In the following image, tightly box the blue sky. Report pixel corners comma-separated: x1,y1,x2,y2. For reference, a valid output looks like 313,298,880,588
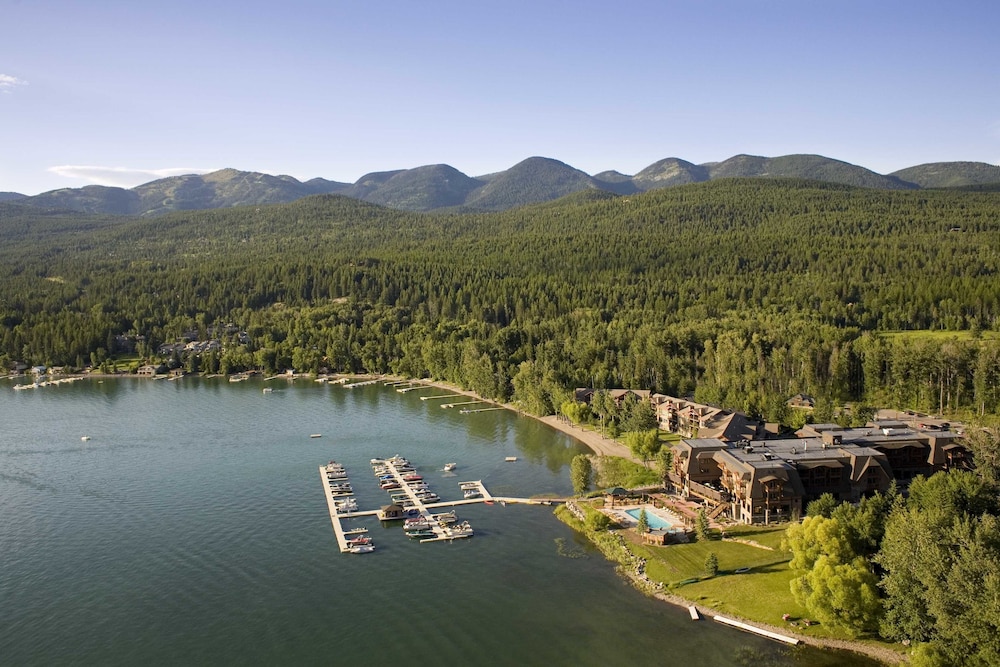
2,0,998,195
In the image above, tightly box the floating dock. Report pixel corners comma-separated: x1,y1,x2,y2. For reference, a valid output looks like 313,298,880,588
319,464,355,553
420,393,465,401
321,456,564,552
713,616,799,645
342,379,379,389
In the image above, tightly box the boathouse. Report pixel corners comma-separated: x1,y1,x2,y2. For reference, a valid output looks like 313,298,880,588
377,504,406,520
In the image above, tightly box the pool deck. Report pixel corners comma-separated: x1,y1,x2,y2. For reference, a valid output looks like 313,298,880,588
604,503,684,530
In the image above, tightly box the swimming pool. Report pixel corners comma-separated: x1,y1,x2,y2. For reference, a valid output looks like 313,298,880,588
624,507,679,530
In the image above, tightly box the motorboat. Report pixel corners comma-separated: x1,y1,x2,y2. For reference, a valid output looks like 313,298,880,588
463,488,482,499
443,463,457,472
447,521,474,537
405,529,436,539
349,544,375,554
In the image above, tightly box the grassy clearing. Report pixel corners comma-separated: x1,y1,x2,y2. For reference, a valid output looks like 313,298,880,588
633,528,790,584
681,565,811,625
555,506,903,660
592,456,659,488
721,523,790,550
882,329,999,342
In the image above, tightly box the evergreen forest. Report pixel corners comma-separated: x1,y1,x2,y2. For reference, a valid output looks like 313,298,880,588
2,177,1000,423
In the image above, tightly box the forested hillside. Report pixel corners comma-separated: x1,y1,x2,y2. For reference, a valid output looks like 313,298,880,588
2,178,999,421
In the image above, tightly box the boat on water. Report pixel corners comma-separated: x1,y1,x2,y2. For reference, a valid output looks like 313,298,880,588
505,456,517,462
431,511,457,524
310,433,323,438
459,482,479,490
80,436,91,441
348,544,375,554
262,387,273,394
443,462,457,472
463,488,482,499
446,521,474,537
402,474,422,481
405,529,436,539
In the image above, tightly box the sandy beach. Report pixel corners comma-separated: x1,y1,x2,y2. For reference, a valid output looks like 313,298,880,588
382,375,637,460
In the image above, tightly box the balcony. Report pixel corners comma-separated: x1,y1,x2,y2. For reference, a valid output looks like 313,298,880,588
688,480,724,503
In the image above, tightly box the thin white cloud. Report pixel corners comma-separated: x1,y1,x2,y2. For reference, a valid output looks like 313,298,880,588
0,73,28,93
47,165,216,188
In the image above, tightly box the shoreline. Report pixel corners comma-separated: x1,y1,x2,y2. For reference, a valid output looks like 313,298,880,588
385,375,905,665
6,370,906,663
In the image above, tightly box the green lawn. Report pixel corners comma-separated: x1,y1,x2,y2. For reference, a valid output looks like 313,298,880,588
882,329,999,341
720,523,790,550
635,526,886,644
634,529,790,584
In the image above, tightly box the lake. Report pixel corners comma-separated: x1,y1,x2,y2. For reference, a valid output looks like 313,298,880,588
0,376,877,666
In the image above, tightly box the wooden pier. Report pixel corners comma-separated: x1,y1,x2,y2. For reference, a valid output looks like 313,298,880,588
319,464,354,553
397,384,433,393
342,379,379,389
441,400,485,409
713,616,799,645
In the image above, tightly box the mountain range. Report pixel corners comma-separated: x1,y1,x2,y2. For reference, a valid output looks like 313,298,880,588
4,154,1000,216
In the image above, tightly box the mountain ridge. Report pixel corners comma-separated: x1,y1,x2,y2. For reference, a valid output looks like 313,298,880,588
7,154,1000,216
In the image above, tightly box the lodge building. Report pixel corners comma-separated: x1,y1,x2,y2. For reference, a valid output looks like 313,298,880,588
670,424,967,525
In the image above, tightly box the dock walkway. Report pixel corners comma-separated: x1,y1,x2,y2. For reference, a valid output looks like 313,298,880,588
319,463,355,552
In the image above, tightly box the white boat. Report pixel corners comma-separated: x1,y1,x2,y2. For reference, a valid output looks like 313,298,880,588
463,488,482,499
348,544,375,554
310,433,322,438
443,462,457,472
505,456,517,462
80,436,91,441
446,521,474,537
262,387,273,394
